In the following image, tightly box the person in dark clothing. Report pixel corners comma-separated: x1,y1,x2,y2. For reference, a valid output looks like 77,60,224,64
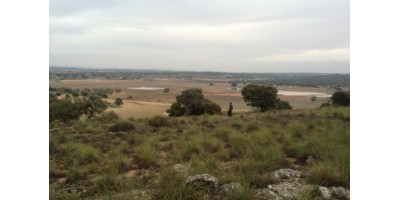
228,102,233,117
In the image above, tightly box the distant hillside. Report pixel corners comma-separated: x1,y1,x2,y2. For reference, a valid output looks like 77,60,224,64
49,66,349,88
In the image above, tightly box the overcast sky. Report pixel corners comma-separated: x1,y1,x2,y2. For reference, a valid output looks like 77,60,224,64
49,0,349,73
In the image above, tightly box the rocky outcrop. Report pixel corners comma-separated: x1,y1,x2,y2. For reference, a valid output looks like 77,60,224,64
272,168,304,184
185,174,219,195
163,166,350,200
255,168,350,200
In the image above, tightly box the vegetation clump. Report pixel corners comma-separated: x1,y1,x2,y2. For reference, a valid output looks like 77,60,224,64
109,121,135,132
241,84,292,112
148,115,169,127
167,88,221,116
50,105,349,199
114,97,123,106
49,96,82,123
331,90,350,106
81,95,108,120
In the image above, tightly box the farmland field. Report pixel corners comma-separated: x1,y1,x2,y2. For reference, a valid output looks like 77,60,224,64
50,78,335,119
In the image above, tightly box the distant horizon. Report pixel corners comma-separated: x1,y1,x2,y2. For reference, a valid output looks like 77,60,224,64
49,65,350,74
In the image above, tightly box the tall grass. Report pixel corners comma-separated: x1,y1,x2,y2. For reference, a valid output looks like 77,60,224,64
50,106,350,199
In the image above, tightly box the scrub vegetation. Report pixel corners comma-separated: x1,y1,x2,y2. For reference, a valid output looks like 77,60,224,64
49,106,349,199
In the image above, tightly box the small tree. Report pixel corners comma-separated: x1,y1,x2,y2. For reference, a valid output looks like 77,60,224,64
241,84,292,112
331,91,350,106
115,88,122,93
105,88,114,95
310,95,317,102
81,95,108,120
148,116,169,127
49,97,82,123
115,98,123,106
167,88,221,116
241,84,278,112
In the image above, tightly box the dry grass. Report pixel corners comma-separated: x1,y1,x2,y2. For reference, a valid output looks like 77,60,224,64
106,99,171,119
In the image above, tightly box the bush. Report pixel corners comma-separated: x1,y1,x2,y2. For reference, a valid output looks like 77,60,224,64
115,88,122,93
115,98,123,106
320,102,331,107
167,88,221,116
202,100,222,115
167,103,186,117
275,100,293,110
149,116,169,127
80,91,89,96
97,111,119,122
331,91,350,106
310,95,317,102
109,121,135,132
49,97,82,123
72,92,80,97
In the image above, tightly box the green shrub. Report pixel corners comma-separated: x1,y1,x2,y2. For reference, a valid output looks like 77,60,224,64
308,160,349,188
115,98,123,106
96,169,120,192
136,141,158,168
245,122,260,132
320,102,331,107
97,111,119,123
107,150,131,174
49,97,82,123
109,121,135,132
231,121,242,130
167,102,185,117
153,166,187,200
168,88,221,116
160,128,172,141
275,100,293,110
331,90,350,106
148,116,169,127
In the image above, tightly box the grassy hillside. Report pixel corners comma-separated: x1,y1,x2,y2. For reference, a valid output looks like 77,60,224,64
49,106,349,199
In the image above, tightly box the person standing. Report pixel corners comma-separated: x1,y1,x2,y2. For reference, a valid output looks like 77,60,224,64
228,102,233,117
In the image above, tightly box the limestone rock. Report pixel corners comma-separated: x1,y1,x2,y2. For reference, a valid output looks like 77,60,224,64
172,164,188,176
329,187,350,200
255,188,280,200
185,174,219,194
219,182,243,197
272,168,303,183
319,186,331,199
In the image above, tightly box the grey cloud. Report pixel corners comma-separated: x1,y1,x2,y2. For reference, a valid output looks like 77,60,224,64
50,0,349,73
